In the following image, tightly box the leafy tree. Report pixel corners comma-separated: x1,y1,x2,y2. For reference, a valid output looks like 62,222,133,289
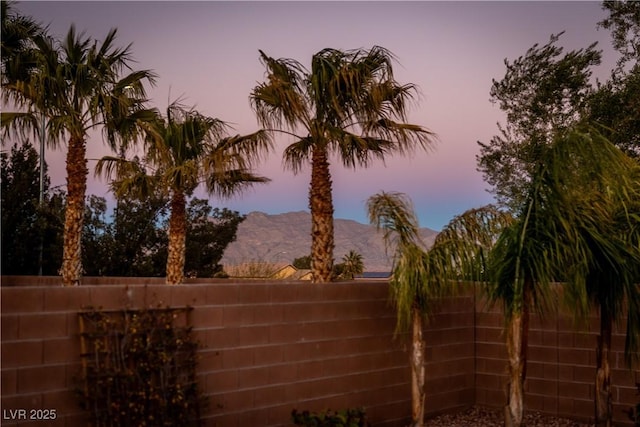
477,33,601,209
81,195,111,276
79,194,243,278
97,101,271,284
1,140,45,274
599,0,640,70
589,1,640,159
292,255,312,270
251,46,435,282
1,20,157,285
107,187,168,277
1,140,65,275
184,201,245,278
588,69,640,158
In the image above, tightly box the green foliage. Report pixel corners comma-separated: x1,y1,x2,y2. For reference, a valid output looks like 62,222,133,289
588,67,640,158
292,254,312,270
103,189,169,277
291,408,369,427
338,250,364,280
477,33,601,209
80,195,244,278
1,140,64,275
367,192,511,333
1,142,243,278
252,46,434,282
184,201,245,278
78,306,202,427
1,0,46,84
599,0,640,69
96,100,272,202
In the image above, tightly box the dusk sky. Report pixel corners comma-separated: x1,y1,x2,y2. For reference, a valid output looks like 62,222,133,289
14,1,620,230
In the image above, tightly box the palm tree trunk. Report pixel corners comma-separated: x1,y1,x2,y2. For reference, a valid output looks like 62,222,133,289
505,279,531,427
309,145,334,282
166,190,186,285
61,136,88,286
411,306,426,427
595,306,613,427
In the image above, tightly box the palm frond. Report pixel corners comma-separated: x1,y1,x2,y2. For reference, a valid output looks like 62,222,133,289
251,50,309,131
282,136,315,174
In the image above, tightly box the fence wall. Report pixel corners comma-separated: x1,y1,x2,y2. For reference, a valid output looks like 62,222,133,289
0,277,474,426
1,277,638,426
475,295,639,425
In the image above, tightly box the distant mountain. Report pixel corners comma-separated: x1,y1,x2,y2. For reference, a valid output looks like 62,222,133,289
221,211,438,271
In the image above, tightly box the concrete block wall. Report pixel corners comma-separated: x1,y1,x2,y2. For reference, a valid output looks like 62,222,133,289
0,278,476,426
2,278,637,426
474,293,640,426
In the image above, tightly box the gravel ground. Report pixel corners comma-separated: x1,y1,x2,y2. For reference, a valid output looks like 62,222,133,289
423,406,594,427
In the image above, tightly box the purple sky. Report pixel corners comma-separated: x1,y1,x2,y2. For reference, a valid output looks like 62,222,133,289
15,1,618,230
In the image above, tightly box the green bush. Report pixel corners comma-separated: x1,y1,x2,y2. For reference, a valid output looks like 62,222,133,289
291,408,370,427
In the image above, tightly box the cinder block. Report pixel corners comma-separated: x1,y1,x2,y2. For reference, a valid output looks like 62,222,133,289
221,347,254,369
1,314,19,341
191,306,223,328
253,304,284,325
238,325,271,347
42,338,76,364
222,388,255,411
2,340,42,368
17,365,66,394
237,285,271,305
237,366,270,389
169,286,199,307
253,344,284,366
205,284,238,305
1,368,17,395
43,287,91,312
222,305,254,327
1,288,44,313
205,326,239,349
19,314,67,340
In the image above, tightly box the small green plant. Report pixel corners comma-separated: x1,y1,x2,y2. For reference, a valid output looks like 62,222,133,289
291,408,370,427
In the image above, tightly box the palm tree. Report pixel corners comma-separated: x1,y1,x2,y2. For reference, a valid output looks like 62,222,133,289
251,46,435,282
485,127,640,427
340,250,364,280
558,142,640,427
1,0,45,82
2,25,156,286
96,101,272,284
367,191,510,427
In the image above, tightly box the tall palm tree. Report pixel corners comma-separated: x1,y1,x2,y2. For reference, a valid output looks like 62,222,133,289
251,46,435,282
486,127,640,427
96,101,272,284
2,25,156,286
368,191,510,427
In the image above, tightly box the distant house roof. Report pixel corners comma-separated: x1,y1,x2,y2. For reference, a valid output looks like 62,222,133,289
355,272,392,280
289,269,312,281
271,264,312,281
271,264,298,279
